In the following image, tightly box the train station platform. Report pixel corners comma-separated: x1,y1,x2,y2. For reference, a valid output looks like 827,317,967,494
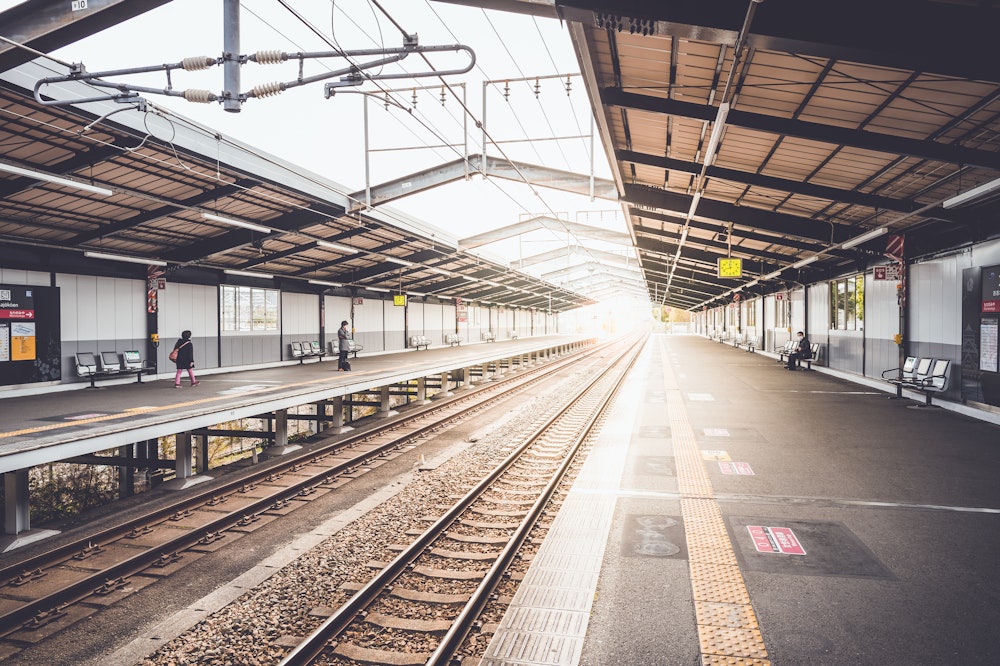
0,334,590,539
483,333,1000,666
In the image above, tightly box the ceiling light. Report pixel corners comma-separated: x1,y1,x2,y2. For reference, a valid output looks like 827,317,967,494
426,266,451,276
383,256,414,267
792,256,818,269
365,286,390,293
0,161,114,197
316,240,358,254
225,269,273,279
703,102,730,168
942,177,1000,209
202,212,272,234
762,270,783,280
84,251,166,266
308,279,342,287
841,227,888,249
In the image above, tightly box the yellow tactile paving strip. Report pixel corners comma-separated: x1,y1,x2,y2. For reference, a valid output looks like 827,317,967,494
660,338,771,666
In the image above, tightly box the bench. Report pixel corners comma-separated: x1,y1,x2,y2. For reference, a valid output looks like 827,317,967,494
730,333,746,349
76,351,151,388
736,335,759,353
881,355,921,398
509,330,518,340
483,331,496,342
326,339,364,358
905,359,951,407
308,340,327,360
779,342,820,369
410,335,430,350
445,334,462,347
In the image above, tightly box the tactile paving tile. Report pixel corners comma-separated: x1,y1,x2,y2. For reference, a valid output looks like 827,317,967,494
659,338,771,665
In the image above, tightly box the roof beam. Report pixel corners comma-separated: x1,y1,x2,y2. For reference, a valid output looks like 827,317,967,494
631,209,823,254
460,216,630,249
0,0,174,73
604,89,1000,172
352,154,619,211
623,183,854,244
617,149,961,221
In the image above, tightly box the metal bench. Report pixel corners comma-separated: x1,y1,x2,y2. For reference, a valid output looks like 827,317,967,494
882,355,921,398
409,335,430,350
445,334,462,347
900,358,951,407
76,351,150,388
779,342,820,369
483,331,496,342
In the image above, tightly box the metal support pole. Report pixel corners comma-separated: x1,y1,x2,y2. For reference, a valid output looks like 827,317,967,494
377,385,399,417
364,94,371,209
223,0,241,113
3,469,30,534
118,445,134,498
175,432,193,480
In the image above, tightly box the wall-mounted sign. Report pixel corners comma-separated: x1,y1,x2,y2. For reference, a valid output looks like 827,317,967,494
718,258,742,278
982,264,1000,313
874,264,902,281
352,297,364,305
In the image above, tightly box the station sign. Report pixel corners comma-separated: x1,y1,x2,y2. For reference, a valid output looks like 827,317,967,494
874,264,902,281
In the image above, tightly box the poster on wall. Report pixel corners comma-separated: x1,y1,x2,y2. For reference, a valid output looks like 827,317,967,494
983,264,1000,313
0,284,61,385
981,318,999,373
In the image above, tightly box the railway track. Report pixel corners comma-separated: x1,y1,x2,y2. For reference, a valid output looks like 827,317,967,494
277,334,645,665
0,338,618,659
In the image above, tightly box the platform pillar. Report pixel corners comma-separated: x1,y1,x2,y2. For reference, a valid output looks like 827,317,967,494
416,376,429,404
329,396,352,433
175,432,193,480
377,385,399,418
3,469,30,534
118,445,135,498
195,434,210,474
433,372,453,399
462,366,474,389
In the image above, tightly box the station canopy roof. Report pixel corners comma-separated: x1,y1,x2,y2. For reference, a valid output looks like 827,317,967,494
2,0,1000,312
440,0,1000,309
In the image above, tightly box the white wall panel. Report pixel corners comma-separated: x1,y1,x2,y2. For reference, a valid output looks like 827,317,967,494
971,237,1000,266
353,297,385,351
911,256,961,346
789,287,805,333
865,272,900,339
0,269,49,285
325,295,352,331
807,283,828,335
384,298,406,350
282,292,319,338
409,301,425,335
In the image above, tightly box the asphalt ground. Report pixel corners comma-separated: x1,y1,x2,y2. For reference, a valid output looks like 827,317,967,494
580,333,1000,666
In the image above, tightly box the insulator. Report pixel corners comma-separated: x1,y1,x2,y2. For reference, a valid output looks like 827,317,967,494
183,89,215,103
253,50,285,65
503,81,510,101
440,85,446,106
250,82,284,98
181,56,214,71
534,78,540,98
412,88,418,106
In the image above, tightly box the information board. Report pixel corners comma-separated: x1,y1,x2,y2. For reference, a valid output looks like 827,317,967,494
0,284,61,385
982,264,1000,313
982,318,999,373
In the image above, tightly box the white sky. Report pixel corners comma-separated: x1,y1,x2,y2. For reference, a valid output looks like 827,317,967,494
1,1,634,263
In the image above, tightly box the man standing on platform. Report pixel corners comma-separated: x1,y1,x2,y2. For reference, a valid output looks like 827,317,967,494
337,320,352,371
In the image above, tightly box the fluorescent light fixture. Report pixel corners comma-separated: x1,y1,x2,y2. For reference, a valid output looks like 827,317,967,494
383,256,414,267
841,226,888,249
463,275,481,282
84,251,166,266
746,279,759,287
202,212,272,234
703,102,730,167
427,266,451,276
792,256,818,269
686,192,702,219
762,270,783,280
316,240,357,254
225,269,273,279
408,291,428,296
308,279,342,287
365,286,390,293
942,176,1000,209
0,161,114,197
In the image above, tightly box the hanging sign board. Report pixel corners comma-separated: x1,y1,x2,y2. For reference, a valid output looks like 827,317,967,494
718,258,742,278
393,294,406,306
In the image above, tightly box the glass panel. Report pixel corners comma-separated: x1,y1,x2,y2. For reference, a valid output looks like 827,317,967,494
846,277,856,330
855,275,865,331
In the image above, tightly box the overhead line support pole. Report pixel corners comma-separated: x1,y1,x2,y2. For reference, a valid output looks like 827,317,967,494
223,0,240,113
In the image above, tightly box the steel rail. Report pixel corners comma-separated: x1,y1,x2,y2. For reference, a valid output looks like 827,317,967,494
0,340,606,639
278,334,646,666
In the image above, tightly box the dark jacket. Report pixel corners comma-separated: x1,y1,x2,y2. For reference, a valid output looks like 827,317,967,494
172,338,194,368
795,335,812,358
337,326,351,352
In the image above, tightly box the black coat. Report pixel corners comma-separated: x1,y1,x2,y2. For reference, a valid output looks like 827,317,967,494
796,336,812,358
172,339,194,368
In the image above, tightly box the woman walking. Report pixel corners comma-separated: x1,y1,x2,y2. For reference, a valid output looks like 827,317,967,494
171,330,200,388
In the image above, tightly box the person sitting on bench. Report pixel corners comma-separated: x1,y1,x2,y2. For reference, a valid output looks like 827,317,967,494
786,331,812,370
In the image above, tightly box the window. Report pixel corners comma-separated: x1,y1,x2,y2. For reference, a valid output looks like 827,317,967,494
829,275,864,331
774,294,788,329
222,286,279,331
746,300,756,327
